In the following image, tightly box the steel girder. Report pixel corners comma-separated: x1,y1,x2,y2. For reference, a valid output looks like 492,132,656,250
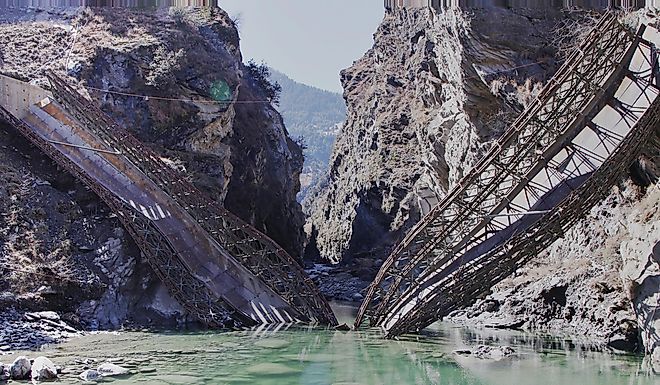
0,105,253,328
1,72,337,327
355,13,659,336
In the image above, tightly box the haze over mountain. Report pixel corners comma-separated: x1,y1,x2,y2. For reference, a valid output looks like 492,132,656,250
270,69,346,199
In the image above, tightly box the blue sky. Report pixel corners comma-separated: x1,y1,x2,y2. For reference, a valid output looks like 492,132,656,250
220,0,384,93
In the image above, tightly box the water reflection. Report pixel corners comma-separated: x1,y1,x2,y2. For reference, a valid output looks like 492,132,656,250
419,324,654,385
2,316,655,384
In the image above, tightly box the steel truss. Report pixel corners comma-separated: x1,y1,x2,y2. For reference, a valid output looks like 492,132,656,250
355,13,660,336
0,73,337,327
0,105,254,327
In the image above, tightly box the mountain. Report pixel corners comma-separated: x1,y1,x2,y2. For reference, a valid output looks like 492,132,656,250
270,70,346,199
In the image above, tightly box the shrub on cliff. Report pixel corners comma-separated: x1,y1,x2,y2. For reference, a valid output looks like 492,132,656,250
245,60,281,105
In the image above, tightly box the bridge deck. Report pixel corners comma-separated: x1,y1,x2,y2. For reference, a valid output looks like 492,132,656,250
0,73,337,328
355,14,660,337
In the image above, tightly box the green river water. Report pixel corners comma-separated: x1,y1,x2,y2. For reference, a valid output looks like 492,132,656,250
3,303,657,384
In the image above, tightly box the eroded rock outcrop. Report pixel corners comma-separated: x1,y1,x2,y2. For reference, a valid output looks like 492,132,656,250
307,7,564,263
308,5,660,356
0,7,303,333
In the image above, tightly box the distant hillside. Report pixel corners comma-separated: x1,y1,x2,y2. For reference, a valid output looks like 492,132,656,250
270,70,346,199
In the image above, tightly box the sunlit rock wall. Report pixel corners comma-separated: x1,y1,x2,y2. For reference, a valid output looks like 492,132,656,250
307,7,567,263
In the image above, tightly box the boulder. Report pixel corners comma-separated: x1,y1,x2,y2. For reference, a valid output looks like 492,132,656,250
97,362,129,377
79,369,101,381
31,356,58,381
10,356,31,380
473,345,515,360
0,363,9,382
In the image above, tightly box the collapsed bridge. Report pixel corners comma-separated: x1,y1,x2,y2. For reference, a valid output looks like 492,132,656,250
0,72,337,328
355,13,660,337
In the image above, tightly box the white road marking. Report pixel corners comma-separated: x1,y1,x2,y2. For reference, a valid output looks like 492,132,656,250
250,302,268,324
269,306,286,323
139,205,152,220
259,303,274,323
155,204,167,219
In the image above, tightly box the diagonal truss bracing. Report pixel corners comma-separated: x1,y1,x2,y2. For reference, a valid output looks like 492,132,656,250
0,72,337,328
355,13,660,337
45,73,337,326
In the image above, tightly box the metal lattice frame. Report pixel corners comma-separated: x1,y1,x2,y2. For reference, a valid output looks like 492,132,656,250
51,73,337,326
0,105,253,328
355,13,658,335
385,97,660,336
1,73,337,327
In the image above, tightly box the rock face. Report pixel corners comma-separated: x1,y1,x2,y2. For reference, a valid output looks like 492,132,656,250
0,7,303,330
306,7,564,263
307,5,660,355
619,187,660,362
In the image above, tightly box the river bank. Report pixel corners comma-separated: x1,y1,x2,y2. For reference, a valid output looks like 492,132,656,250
0,309,82,353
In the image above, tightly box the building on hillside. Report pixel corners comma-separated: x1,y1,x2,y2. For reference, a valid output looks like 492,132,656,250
384,0,655,11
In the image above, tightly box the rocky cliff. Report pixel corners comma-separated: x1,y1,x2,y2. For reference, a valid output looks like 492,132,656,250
307,5,660,360
0,7,304,331
307,7,565,263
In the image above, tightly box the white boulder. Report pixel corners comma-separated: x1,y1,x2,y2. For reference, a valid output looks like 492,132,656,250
31,356,58,381
97,362,129,377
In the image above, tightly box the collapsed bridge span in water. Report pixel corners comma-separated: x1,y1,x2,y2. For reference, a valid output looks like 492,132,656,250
0,72,337,328
355,13,660,337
